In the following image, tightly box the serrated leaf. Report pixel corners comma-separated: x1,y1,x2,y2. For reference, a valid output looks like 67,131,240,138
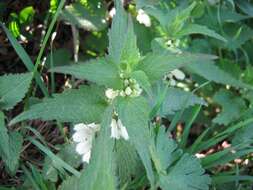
0,112,23,175
159,154,211,190
60,2,107,31
115,140,143,186
187,61,252,89
152,126,211,190
176,24,227,42
59,176,80,190
137,51,216,83
159,87,206,116
1,24,49,97
116,97,155,187
0,72,32,110
108,0,140,66
10,85,107,125
232,124,253,145
78,107,116,190
51,58,121,88
151,127,180,173
213,90,247,125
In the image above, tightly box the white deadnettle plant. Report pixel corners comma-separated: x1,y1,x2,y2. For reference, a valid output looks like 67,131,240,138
10,1,217,189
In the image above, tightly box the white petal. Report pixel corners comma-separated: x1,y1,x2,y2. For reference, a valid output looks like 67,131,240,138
105,88,118,100
125,87,132,96
110,119,120,139
74,123,86,131
171,69,185,80
120,126,129,140
87,123,100,131
120,90,126,97
73,132,85,143
109,7,116,18
136,9,151,27
75,142,91,155
82,151,91,163
169,78,176,86
117,119,129,140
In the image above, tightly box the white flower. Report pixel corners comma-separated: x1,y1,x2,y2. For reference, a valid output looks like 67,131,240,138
120,90,126,97
110,118,129,140
136,9,151,27
125,86,132,96
124,79,129,86
164,69,185,86
109,7,116,18
105,88,119,100
73,123,100,163
171,69,185,80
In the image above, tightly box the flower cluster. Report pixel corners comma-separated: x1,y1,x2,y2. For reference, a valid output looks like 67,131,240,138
164,69,185,86
119,75,143,97
105,74,143,100
73,123,100,163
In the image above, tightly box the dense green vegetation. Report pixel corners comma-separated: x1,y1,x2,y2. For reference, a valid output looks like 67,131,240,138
1,0,253,189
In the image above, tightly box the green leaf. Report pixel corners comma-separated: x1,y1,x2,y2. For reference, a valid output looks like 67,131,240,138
51,58,121,88
0,112,23,175
59,176,80,190
137,51,216,83
213,90,247,125
151,127,180,173
146,2,196,34
108,0,140,66
159,87,206,116
159,154,211,190
10,85,107,125
236,0,253,17
187,61,252,89
19,6,35,24
0,24,49,97
116,97,155,187
42,143,82,182
0,72,32,110
60,2,107,31
115,140,143,186
176,24,227,42
78,107,116,190
131,70,152,97
152,126,211,190
232,124,253,145
45,48,71,68
28,137,80,177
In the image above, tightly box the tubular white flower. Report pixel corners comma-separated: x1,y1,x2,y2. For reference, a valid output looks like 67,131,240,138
136,9,151,27
110,118,129,140
117,119,129,140
110,118,121,139
73,123,100,163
